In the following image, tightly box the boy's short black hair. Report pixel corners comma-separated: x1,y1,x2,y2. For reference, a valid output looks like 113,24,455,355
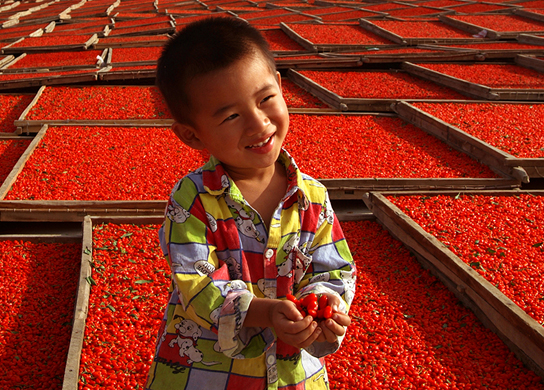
156,16,276,124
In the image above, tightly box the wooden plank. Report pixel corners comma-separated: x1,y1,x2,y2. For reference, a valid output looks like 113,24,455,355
513,8,544,23
517,33,544,45
439,14,502,39
402,61,499,100
62,216,92,390
516,54,544,73
287,68,346,110
13,119,175,134
393,101,531,182
0,54,16,68
279,22,318,52
363,190,544,379
359,18,406,45
0,72,98,92
0,125,48,200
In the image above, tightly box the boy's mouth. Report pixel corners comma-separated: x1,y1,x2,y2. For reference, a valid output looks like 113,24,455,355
247,135,272,149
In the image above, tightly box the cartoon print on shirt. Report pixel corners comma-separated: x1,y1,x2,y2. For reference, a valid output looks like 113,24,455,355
277,233,300,278
224,195,263,242
169,319,221,366
220,174,229,189
194,260,216,276
293,250,312,284
206,212,218,232
257,278,275,299
317,196,335,228
341,270,356,304
166,202,191,224
219,280,247,296
225,256,242,280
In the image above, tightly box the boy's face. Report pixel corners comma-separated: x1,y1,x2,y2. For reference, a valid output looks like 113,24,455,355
172,53,289,180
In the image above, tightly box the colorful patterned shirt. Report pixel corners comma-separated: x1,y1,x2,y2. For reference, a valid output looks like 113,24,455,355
146,150,356,390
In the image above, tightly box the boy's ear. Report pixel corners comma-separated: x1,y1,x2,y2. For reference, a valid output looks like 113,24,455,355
276,71,282,92
172,122,205,150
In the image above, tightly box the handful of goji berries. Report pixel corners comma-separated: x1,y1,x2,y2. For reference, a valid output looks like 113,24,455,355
286,293,333,320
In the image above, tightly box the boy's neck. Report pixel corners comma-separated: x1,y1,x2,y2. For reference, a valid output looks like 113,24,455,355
228,161,287,227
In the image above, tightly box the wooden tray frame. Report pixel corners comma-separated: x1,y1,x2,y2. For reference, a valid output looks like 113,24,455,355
0,71,98,92
358,18,489,45
280,22,399,52
0,48,109,72
1,34,99,54
513,7,544,23
97,66,157,81
516,53,544,72
275,53,363,69
14,86,172,134
321,46,481,63
517,33,544,45
363,189,544,380
402,61,544,101
393,100,543,180
287,68,478,112
0,54,15,68
0,119,520,204
418,41,544,60
439,13,544,39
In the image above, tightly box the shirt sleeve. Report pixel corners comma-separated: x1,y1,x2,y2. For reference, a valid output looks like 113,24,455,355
296,191,357,358
162,177,274,359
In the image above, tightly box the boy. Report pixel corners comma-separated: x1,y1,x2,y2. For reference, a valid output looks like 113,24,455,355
146,16,356,390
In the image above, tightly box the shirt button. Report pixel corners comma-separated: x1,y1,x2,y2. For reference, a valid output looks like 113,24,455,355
267,354,275,365
265,249,274,259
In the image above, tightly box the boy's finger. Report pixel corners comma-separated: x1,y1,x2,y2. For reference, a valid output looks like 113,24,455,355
322,318,346,337
283,315,313,334
297,322,321,348
318,323,337,343
332,312,351,327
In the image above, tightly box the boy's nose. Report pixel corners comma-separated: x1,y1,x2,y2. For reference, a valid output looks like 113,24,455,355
246,109,270,134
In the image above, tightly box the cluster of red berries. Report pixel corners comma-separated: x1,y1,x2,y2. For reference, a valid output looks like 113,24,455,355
286,293,334,320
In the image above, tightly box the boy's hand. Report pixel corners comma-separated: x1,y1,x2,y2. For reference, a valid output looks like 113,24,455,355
269,300,322,349
314,294,350,343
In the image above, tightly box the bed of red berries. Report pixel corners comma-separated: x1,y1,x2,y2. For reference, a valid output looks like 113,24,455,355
298,69,469,99
0,138,30,184
25,86,170,121
4,126,209,201
285,114,497,179
281,78,329,108
420,63,544,89
411,102,544,158
386,193,544,326
71,220,544,389
369,20,476,38
448,14,544,32
79,223,169,389
110,46,163,63
0,240,81,390
261,29,306,51
7,34,96,48
329,220,543,389
284,23,392,45
0,94,34,132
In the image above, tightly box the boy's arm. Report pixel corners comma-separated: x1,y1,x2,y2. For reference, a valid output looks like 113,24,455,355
295,192,357,357
163,180,274,359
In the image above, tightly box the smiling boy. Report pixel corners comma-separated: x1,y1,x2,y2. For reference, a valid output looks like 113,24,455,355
146,17,356,390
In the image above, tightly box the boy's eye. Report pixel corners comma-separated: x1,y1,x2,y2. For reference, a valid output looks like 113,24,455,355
222,113,238,123
261,95,274,103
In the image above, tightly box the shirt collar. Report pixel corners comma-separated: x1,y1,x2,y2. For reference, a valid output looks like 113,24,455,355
201,149,309,206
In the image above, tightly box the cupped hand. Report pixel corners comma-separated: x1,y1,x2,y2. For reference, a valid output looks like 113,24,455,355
269,300,322,348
